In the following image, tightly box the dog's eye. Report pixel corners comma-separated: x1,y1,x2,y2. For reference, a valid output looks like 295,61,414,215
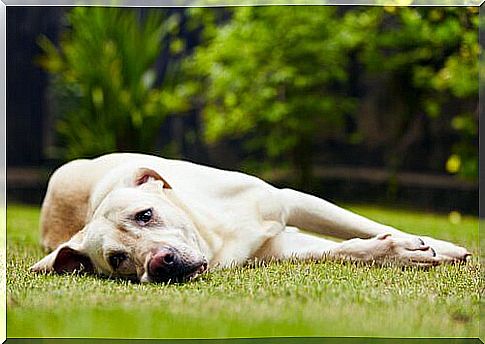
109,252,128,270
135,208,153,225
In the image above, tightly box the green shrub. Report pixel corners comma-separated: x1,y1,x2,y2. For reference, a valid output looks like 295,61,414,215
38,8,187,159
181,7,478,181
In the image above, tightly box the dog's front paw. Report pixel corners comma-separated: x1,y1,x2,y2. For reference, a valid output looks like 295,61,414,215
336,234,470,266
375,234,439,266
337,234,439,266
419,236,471,262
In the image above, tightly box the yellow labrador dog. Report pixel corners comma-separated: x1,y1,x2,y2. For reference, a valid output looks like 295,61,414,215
31,153,470,283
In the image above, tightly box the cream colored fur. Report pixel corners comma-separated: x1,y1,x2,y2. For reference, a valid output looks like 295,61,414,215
31,153,470,282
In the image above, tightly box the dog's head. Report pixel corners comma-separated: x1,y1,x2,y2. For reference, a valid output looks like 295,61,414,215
31,166,209,283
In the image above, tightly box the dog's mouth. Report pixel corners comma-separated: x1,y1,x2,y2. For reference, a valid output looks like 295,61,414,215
153,261,208,284
181,261,208,281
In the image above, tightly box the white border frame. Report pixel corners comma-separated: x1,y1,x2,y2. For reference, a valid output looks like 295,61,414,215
1,0,484,7
1,1,6,343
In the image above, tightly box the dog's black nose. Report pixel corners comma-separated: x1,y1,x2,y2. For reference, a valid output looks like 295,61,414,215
148,248,181,281
146,247,208,283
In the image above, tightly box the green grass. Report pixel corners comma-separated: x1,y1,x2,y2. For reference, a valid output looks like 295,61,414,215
7,203,480,338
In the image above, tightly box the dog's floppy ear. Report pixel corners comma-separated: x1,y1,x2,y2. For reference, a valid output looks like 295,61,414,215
30,233,93,274
133,167,172,189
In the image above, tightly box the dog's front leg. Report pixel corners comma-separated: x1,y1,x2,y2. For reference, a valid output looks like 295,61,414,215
278,188,470,261
279,188,400,239
254,228,443,265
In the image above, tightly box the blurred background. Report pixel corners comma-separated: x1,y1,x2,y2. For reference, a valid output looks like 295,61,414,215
6,6,479,215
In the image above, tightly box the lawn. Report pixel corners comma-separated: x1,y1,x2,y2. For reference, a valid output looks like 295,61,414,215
7,203,480,338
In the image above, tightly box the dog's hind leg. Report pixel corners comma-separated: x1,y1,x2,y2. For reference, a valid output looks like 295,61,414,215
277,188,470,261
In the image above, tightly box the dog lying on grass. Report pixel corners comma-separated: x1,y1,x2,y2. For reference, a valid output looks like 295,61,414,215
31,153,471,283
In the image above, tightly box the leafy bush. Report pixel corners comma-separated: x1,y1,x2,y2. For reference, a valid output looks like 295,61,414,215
38,8,187,159
38,7,478,182
183,7,358,185
181,7,478,181
351,7,479,179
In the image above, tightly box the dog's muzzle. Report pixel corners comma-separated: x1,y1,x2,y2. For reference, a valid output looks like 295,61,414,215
145,247,208,283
